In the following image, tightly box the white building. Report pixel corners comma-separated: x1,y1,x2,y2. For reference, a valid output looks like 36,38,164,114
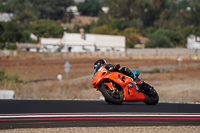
102,7,109,13
0,13,13,22
38,32,125,53
39,38,63,52
61,32,125,52
187,35,200,49
61,33,94,52
66,6,80,15
30,33,38,41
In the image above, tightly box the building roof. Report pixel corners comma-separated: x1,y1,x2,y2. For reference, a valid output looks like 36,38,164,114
40,38,62,45
62,33,94,46
94,34,125,47
138,36,150,44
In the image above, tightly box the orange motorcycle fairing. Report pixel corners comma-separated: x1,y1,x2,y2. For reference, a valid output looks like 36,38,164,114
92,65,108,90
92,65,145,102
103,82,114,91
106,73,145,102
123,84,145,102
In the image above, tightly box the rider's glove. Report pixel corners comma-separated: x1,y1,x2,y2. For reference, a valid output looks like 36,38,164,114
108,65,115,71
114,64,120,71
106,64,119,72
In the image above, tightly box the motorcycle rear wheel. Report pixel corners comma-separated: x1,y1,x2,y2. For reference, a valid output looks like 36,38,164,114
101,84,123,105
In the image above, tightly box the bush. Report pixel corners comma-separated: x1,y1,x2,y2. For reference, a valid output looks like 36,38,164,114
0,69,22,83
5,43,17,50
0,43,5,49
146,33,172,48
146,29,179,48
126,41,135,48
91,25,119,35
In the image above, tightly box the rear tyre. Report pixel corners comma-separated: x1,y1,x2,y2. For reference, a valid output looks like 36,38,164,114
101,84,123,105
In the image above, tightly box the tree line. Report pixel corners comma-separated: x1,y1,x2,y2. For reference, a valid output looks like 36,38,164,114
74,0,200,48
0,0,74,49
0,0,200,49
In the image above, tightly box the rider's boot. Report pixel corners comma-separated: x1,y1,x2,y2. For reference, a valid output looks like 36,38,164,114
128,69,155,95
134,77,144,85
121,67,146,87
138,81,155,95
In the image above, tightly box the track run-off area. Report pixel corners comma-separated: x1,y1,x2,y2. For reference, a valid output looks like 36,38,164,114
0,100,200,129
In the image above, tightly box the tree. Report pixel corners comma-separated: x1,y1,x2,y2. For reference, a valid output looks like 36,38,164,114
91,25,119,35
105,0,135,21
11,0,74,23
31,0,74,21
0,0,13,12
15,10,37,24
77,0,102,16
12,0,37,24
146,33,171,48
0,22,4,49
107,19,130,31
0,21,30,49
121,28,141,48
120,27,141,41
146,29,183,48
32,19,63,38
189,0,200,26
65,10,74,23
139,0,166,27
104,0,166,27
0,22,23,42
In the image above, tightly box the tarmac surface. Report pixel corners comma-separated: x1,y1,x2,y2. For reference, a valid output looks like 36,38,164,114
0,100,200,129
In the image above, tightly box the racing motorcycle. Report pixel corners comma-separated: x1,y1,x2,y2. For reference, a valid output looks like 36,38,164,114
92,65,159,105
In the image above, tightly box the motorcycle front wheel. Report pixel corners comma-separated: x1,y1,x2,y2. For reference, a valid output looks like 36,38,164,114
143,87,159,105
101,84,123,105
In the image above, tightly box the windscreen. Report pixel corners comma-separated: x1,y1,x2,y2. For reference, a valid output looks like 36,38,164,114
93,65,103,75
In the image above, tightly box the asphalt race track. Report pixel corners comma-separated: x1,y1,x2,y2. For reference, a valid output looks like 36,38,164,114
0,100,200,129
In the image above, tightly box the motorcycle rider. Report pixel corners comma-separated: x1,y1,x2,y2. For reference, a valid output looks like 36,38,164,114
93,59,144,85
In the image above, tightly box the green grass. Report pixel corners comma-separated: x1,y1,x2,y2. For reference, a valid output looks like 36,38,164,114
141,68,160,73
0,69,22,83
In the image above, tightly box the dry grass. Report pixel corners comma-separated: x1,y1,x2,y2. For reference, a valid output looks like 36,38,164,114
1,80,101,100
1,53,200,103
1,67,200,103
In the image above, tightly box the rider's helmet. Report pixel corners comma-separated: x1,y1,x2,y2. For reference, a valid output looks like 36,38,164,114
94,59,107,69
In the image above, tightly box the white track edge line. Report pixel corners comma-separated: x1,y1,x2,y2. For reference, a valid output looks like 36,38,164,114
0,114,200,119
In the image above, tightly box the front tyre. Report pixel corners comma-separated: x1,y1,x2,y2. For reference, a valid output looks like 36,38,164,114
143,87,159,105
101,84,123,105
